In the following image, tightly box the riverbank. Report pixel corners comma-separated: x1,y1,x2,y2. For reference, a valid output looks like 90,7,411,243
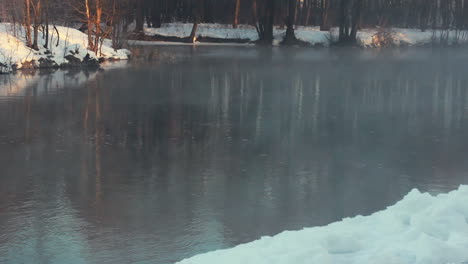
3,22,467,74
139,23,468,48
0,23,130,74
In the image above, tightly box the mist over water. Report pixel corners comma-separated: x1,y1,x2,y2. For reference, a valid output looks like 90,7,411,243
1,46,468,264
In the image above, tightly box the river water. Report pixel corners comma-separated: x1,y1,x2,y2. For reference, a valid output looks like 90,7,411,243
1,46,468,264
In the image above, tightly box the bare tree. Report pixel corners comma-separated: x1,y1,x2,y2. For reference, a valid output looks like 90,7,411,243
321,0,331,31
31,0,41,50
338,0,363,44
135,0,144,33
233,0,241,28
189,0,204,43
283,0,298,44
255,0,275,44
24,0,33,47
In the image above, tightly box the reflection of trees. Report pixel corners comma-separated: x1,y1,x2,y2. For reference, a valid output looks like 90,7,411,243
2,51,468,262
0,69,100,98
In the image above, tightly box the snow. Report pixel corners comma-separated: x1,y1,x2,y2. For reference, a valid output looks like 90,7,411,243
144,23,328,45
127,40,254,46
0,23,130,73
146,23,260,41
177,185,468,264
144,23,468,48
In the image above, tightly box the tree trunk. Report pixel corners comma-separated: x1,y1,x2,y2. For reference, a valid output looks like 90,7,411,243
254,0,275,44
304,0,312,26
264,0,275,43
189,0,203,43
284,0,298,44
85,0,95,51
349,0,363,42
135,0,144,33
43,0,49,49
233,0,241,28
94,0,102,54
321,0,331,31
338,0,349,42
252,0,258,26
32,0,41,50
189,21,198,43
151,0,162,28
25,0,32,47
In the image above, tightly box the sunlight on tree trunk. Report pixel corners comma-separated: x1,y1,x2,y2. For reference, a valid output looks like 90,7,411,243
233,0,241,28
85,0,95,51
24,0,32,47
31,0,41,50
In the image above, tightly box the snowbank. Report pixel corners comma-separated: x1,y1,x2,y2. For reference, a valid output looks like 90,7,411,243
0,23,130,73
145,23,260,42
178,186,468,264
144,23,468,47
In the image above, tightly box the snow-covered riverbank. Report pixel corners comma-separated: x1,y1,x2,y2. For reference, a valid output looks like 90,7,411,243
0,23,130,74
178,186,468,264
144,23,468,47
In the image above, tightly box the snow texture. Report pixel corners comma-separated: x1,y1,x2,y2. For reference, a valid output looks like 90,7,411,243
0,23,130,73
144,23,468,47
177,185,468,264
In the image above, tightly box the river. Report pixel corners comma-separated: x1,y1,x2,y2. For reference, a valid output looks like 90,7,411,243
1,46,468,264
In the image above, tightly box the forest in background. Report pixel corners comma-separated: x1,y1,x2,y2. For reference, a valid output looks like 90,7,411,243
1,0,468,49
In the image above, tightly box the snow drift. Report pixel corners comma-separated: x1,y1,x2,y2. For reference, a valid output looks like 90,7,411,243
177,185,468,264
0,23,130,73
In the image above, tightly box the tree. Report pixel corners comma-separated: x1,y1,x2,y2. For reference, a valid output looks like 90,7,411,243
233,0,241,28
85,0,95,51
2,0,468,49
93,0,103,53
43,0,50,49
149,0,162,28
189,0,204,43
321,0,331,31
24,0,32,47
135,0,144,33
30,0,42,50
338,0,363,44
255,0,275,44
283,0,298,44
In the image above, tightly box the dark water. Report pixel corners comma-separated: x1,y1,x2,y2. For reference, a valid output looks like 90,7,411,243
1,46,468,264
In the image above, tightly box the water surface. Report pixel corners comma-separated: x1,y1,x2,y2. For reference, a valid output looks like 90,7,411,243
1,46,468,264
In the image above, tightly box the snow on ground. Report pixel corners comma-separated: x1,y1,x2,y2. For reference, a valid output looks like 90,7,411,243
145,23,260,41
177,185,468,264
144,23,328,45
0,23,130,73
144,23,468,47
